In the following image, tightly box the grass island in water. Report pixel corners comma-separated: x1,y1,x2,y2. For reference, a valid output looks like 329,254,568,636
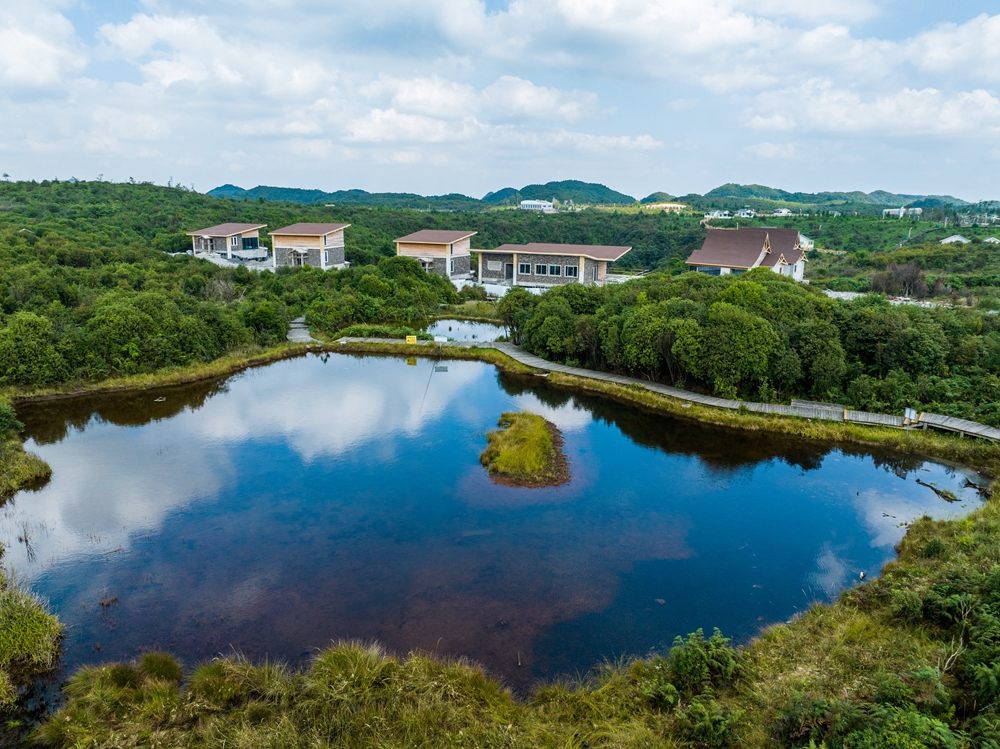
480,411,570,488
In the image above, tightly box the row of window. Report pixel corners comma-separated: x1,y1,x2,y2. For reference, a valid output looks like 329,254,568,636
518,263,578,278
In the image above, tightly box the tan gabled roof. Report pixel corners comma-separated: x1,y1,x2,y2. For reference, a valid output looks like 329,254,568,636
686,228,802,269
187,223,265,237
490,242,632,262
395,230,477,244
271,223,350,236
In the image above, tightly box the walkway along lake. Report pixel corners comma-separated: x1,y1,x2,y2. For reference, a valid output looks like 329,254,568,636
0,353,987,692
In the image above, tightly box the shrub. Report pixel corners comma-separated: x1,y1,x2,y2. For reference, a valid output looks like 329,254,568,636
667,628,738,695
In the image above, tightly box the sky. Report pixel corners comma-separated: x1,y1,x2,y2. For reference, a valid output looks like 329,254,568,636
1,0,998,201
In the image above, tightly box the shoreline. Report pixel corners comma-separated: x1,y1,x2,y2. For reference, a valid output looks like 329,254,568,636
2,337,997,493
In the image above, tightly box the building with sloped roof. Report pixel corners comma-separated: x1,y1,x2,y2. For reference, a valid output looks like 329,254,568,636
686,228,806,281
271,223,350,270
478,242,631,288
186,223,267,260
394,230,477,279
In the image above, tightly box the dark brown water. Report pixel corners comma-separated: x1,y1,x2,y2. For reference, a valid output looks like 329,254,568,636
0,352,985,695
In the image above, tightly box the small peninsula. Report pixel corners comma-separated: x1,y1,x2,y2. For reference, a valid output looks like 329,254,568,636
480,411,570,488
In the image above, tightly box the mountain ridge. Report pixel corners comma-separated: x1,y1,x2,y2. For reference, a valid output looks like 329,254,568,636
208,181,976,211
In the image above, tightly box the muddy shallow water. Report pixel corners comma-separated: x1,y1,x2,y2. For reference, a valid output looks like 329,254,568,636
0,353,985,692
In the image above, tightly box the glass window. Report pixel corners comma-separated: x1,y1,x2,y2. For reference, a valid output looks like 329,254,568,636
695,266,722,276
565,265,578,278
323,250,329,264
518,263,531,274
535,264,547,275
323,235,328,246
549,265,561,276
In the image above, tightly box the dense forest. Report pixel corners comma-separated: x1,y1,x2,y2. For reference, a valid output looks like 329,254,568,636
498,269,1000,425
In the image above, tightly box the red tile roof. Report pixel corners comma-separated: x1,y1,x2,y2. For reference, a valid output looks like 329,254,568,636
686,228,803,269
490,243,632,261
395,230,477,244
271,223,350,235
186,223,265,237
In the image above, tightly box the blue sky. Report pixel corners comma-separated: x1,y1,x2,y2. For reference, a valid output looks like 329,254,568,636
1,0,998,201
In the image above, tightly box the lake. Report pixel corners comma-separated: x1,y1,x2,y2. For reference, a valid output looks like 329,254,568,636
0,353,984,693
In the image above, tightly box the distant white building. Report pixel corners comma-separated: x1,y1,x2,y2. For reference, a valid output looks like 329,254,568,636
983,237,1000,244
772,208,793,217
735,208,756,219
704,210,732,220
520,199,555,212
883,207,924,219
799,235,815,250
940,235,971,245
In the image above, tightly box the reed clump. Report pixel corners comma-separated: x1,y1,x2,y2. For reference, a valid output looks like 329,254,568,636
0,568,62,710
480,411,569,487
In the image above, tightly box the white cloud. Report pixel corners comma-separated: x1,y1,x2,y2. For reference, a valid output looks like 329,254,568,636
744,141,798,159
747,79,1000,136
483,76,597,121
905,14,1000,80
0,2,85,89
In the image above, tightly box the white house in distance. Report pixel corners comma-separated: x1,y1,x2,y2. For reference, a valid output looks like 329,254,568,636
984,237,1000,245
394,229,476,278
940,235,971,245
270,223,350,270
686,227,807,281
186,223,267,260
520,199,555,212
772,208,793,217
883,207,924,219
477,242,632,289
704,210,731,220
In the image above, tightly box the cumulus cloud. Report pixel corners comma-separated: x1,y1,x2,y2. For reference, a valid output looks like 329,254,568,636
744,141,798,159
747,79,1000,135
0,2,85,89
483,76,597,121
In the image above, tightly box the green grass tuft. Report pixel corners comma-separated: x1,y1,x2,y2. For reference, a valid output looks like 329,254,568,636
0,568,62,709
480,411,568,486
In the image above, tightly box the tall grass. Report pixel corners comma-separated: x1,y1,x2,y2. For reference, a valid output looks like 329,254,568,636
0,567,62,709
480,411,555,480
0,437,50,499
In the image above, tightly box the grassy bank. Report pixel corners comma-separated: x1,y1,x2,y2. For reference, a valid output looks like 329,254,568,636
480,411,569,487
30,496,1000,746
4,342,311,405
0,567,62,712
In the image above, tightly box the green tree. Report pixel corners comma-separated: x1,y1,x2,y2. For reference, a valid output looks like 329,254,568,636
0,311,67,385
699,302,780,398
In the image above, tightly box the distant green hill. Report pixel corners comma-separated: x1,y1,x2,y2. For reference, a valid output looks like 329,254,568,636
640,192,677,204
691,183,970,211
207,185,481,211
214,180,636,209
516,180,635,205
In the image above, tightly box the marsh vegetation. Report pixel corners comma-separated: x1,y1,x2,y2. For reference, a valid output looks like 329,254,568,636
480,411,569,487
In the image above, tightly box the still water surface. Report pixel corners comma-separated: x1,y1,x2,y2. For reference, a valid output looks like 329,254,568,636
423,318,504,342
0,354,984,690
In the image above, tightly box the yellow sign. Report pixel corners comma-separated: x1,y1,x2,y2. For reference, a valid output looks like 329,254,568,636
405,335,417,344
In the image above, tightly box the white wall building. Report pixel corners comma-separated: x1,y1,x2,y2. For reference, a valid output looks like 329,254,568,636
520,199,554,212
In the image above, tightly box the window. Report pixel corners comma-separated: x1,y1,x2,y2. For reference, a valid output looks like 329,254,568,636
518,263,531,275
565,265,578,278
323,235,328,246
535,264,547,275
695,266,722,276
487,260,502,272
323,250,329,264
549,265,562,276
230,236,239,247
450,260,454,273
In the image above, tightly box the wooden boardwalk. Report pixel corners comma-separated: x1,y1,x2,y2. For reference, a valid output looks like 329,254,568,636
334,337,1000,442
